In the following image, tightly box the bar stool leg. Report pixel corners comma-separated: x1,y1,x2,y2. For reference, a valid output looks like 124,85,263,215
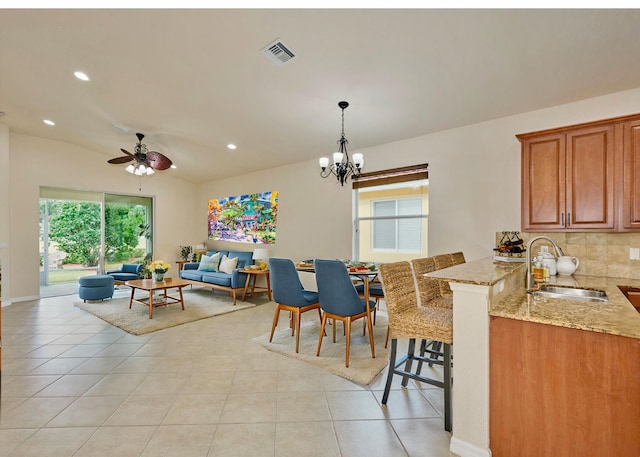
401,338,417,387
443,343,452,432
382,338,398,404
416,339,429,375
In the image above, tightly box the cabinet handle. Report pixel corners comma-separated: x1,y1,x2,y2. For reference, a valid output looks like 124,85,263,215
568,212,571,226
561,213,564,226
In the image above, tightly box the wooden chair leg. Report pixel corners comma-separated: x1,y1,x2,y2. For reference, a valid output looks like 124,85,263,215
385,326,390,348
294,309,302,353
345,317,352,367
317,313,328,357
269,304,281,342
366,313,375,359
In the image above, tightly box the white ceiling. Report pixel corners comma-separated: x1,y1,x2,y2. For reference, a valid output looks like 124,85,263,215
2,8,640,184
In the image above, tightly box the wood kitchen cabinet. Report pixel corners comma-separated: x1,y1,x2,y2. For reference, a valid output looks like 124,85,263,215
489,317,640,457
519,124,615,231
623,119,640,229
518,112,640,232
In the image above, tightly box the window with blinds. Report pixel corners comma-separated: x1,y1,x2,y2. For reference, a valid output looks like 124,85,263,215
353,164,428,262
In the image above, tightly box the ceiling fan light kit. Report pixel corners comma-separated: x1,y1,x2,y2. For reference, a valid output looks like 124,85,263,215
108,132,173,177
319,101,364,186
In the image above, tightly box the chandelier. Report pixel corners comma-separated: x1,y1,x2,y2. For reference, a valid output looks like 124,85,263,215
319,101,363,186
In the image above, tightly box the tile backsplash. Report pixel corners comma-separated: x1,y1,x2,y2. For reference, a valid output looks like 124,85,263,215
496,232,640,280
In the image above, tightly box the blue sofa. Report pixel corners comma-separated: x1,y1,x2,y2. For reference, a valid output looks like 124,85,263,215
106,263,143,283
180,250,253,305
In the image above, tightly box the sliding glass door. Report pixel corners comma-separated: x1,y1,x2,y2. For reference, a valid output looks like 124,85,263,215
39,187,153,296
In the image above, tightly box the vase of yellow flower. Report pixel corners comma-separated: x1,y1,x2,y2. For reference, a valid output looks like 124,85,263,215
150,260,170,282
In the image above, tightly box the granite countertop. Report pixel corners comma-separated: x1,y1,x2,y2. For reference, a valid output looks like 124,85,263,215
427,256,640,339
426,256,526,286
491,275,640,339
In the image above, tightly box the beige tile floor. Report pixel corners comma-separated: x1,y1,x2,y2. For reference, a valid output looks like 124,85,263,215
0,289,455,457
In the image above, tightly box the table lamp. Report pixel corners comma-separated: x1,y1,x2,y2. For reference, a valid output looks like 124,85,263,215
252,248,269,269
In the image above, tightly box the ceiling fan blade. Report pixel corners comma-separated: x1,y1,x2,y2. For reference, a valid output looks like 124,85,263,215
120,148,136,158
146,151,173,170
108,156,135,164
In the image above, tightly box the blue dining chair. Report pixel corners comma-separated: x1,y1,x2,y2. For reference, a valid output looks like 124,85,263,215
269,258,321,353
314,259,376,367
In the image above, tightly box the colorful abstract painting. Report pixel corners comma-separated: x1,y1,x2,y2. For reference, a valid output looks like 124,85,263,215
207,191,278,244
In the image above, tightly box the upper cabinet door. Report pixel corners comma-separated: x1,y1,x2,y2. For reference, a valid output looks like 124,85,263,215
565,125,615,230
623,120,640,229
521,134,566,231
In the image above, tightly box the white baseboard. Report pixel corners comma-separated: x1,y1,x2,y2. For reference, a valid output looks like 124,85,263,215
11,295,40,303
450,437,492,457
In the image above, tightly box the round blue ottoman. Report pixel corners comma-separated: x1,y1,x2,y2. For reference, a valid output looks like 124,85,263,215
78,275,114,302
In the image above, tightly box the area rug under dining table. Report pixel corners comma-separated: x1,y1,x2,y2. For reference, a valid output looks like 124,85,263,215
74,288,256,335
253,314,390,385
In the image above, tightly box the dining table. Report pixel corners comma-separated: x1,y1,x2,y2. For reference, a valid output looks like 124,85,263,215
295,262,380,307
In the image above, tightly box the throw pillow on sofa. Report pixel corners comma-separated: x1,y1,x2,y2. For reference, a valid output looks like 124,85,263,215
219,255,239,274
198,252,221,272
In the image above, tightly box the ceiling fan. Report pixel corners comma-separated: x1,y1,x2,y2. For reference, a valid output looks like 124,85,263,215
108,133,173,175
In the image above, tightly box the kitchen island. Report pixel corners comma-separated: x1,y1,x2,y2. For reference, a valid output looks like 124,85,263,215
427,257,640,457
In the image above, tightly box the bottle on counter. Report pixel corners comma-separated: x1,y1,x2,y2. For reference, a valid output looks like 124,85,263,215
532,258,544,281
538,246,557,276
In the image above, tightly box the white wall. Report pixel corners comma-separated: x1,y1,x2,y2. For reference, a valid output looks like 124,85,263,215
0,123,10,304
198,87,640,266
6,133,200,302
5,86,640,302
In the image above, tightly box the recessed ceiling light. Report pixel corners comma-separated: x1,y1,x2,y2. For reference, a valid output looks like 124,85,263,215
227,144,237,150
43,119,55,126
74,71,90,81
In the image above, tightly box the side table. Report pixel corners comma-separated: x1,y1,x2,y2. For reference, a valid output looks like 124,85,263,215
239,269,272,301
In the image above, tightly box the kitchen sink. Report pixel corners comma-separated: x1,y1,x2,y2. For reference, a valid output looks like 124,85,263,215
528,285,609,302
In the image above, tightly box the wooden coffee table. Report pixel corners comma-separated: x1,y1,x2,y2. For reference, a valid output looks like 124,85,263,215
125,278,191,319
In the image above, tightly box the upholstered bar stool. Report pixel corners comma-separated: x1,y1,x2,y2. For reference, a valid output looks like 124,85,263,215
379,261,453,432
450,251,466,266
410,257,454,370
433,253,456,297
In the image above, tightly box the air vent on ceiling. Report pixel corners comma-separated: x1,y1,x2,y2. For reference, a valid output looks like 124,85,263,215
261,39,296,66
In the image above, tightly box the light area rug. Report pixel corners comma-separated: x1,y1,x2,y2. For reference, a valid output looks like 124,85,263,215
74,288,256,335
253,314,390,385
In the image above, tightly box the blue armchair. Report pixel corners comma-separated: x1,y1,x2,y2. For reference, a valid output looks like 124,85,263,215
106,263,143,283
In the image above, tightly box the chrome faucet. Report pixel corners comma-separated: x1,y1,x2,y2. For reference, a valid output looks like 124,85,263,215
525,236,565,289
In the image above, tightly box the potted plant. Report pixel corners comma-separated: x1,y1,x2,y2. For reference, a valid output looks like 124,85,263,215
180,245,193,261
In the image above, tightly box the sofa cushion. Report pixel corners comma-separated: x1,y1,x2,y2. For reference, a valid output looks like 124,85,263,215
109,272,140,282
219,255,239,274
200,272,232,287
181,270,204,281
227,250,253,269
121,264,141,274
198,252,221,272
